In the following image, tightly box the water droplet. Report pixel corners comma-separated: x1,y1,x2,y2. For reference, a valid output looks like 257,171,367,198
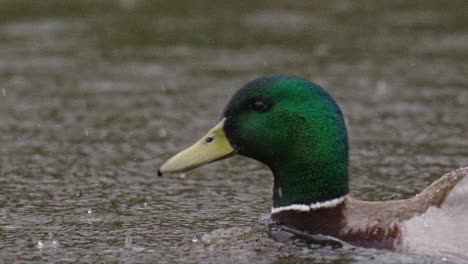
159,128,167,138
125,235,132,249
118,0,137,10
37,240,44,249
132,246,145,252
192,237,198,243
423,221,428,228
442,257,447,261
2,88,5,96
87,209,92,214
179,173,186,179
143,202,148,207
376,81,387,96
315,44,329,57
84,129,89,137
52,240,59,248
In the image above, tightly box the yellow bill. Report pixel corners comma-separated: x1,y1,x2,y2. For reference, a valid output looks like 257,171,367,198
158,118,237,175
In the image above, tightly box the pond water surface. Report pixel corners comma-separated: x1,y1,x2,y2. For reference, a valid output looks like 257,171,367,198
0,1,467,263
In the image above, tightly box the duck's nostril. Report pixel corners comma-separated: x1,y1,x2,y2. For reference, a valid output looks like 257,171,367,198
205,137,214,143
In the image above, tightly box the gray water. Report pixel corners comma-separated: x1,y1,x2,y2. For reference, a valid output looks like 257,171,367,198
0,1,467,263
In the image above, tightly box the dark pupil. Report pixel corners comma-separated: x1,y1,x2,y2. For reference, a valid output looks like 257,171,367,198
251,101,266,112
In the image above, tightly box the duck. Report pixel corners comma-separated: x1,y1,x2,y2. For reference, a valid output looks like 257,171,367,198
158,75,468,258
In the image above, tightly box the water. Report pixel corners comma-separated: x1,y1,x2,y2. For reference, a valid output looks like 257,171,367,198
0,0,467,263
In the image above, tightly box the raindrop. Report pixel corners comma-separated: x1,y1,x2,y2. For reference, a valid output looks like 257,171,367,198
192,237,199,243
2,88,5,96
87,209,92,214
159,128,167,138
315,44,329,57
125,235,133,249
84,129,89,137
143,202,148,207
51,240,59,248
37,240,44,249
423,221,428,228
118,0,137,9
376,81,387,96
132,246,145,252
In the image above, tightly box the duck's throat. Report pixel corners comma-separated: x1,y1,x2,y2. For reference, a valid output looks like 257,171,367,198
271,164,349,209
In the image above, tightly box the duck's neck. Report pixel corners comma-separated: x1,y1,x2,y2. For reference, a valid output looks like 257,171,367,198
270,154,349,209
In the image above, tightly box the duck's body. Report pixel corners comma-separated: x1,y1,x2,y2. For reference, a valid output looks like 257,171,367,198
158,75,468,258
272,167,468,255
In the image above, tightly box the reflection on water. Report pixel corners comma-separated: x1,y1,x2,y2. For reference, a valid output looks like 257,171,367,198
0,0,467,263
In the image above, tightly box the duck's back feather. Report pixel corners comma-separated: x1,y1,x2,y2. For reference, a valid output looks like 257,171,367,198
400,167,468,259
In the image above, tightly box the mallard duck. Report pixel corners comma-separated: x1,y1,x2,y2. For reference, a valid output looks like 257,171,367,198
158,76,468,257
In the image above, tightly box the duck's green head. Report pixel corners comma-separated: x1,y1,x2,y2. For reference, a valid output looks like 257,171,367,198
159,76,349,208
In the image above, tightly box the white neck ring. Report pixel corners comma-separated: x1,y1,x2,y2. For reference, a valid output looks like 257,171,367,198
271,195,347,214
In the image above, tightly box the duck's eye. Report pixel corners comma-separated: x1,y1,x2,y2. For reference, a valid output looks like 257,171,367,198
251,101,268,112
